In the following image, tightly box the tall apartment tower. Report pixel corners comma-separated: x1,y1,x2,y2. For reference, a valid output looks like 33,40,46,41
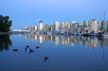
39,21,44,31
89,19,99,32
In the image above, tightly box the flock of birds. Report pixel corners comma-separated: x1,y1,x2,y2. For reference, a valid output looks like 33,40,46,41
12,45,48,62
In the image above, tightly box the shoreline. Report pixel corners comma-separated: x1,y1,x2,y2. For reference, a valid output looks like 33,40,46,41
0,32,10,35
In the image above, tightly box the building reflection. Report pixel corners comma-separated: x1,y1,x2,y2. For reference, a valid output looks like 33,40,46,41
55,36,60,45
89,38,97,48
39,35,45,44
20,34,108,48
0,35,12,52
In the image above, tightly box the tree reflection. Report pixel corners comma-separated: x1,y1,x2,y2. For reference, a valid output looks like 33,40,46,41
0,34,12,52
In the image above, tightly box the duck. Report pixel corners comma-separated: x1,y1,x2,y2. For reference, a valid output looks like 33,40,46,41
25,45,30,52
29,48,34,54
36,45,41,49
13,49,18,52
44,56,48,62
26,45,30,48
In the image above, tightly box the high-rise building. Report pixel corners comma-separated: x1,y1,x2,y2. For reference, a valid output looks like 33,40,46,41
50,25,54,31
71,22,77,33
65,21,70,31
39,21,44,31
35,25,38,31
89,19,99,32
54,21,60,31
62,22,65,32
107,21,108,32
31,24,36,31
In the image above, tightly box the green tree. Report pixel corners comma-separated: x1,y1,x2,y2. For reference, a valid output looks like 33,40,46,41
0,15,12,32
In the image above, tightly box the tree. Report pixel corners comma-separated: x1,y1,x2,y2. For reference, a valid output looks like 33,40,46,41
0,15,12,32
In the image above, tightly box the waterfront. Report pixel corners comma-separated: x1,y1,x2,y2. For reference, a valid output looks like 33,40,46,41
0,34,108,71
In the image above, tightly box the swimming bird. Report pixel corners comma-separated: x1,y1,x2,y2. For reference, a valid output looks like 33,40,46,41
13,49,18,52
25,45,30,52
26,45,30,48
29,48,34,54
36,45,41,49
43,56,48,62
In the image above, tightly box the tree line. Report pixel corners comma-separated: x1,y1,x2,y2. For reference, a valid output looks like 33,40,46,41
0,15,12,32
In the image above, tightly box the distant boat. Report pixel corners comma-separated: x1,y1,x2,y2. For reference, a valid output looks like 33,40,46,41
81,31,104,37
81,32,91,37
103,34,108,38
81,33,90,37
96,31,104,37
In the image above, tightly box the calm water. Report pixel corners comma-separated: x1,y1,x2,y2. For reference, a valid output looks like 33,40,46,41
0,34,108,71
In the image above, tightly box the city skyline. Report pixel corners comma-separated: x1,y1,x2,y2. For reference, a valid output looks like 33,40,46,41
0,0,108,29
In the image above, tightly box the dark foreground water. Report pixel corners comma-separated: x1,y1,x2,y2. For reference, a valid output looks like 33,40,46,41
0,34,108,71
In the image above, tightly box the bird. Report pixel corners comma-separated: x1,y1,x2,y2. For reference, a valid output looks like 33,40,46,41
26,45,30,48
43,56,48,62
29,48,34,54
36,45,41,49
13,49,18,52
25,45,30,52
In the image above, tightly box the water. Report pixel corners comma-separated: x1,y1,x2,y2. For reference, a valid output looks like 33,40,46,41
0,34,108,71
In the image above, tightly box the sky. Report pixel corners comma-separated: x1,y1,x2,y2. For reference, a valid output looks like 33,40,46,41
0,0,108,29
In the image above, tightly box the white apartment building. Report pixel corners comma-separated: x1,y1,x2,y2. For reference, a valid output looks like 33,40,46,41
89,19,99,32
54,21,60,31
39,21,44,31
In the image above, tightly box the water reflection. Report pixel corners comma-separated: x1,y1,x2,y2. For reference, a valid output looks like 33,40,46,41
20,34,108,48
0,34,12,52
0,34,108,70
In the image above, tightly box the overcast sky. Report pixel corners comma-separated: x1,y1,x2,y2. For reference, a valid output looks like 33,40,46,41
0,0,108,29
